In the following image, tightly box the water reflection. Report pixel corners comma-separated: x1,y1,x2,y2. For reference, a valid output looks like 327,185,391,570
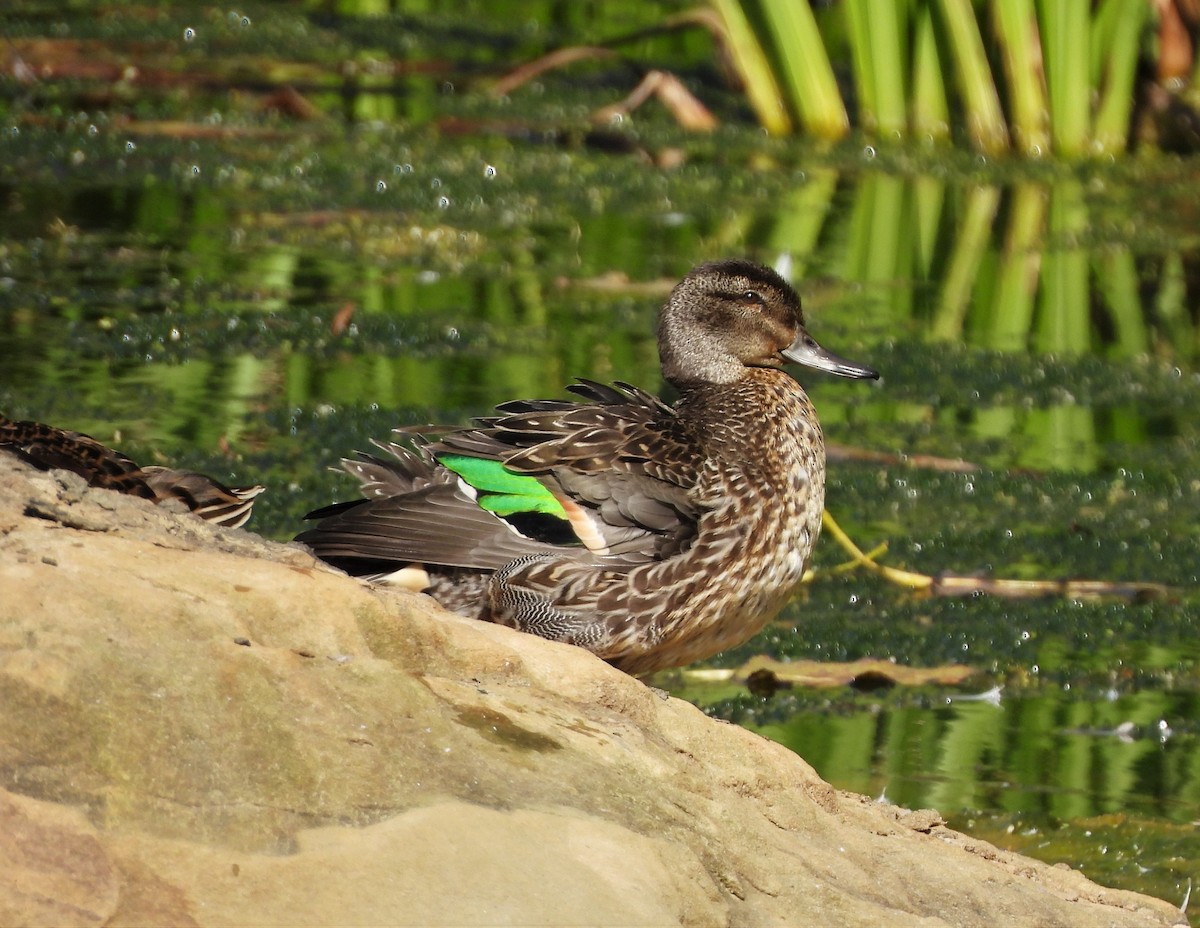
758,171,1199,471
766,172,1196,366
748,686,1200,906
756,688,1195,821
6,167,1196,484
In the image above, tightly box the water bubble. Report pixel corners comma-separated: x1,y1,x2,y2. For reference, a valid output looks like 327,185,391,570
191,164,201,175
376,180,388,193
183,27,196,42
87,124,98,137
441,82,455,94
437,196,450,209
863,145,876,159
240,16,251,27
125,140,136,152
483,164,497,178
430,177,441,189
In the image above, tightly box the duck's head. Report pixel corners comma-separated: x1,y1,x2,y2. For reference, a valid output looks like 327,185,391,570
657,259,879,386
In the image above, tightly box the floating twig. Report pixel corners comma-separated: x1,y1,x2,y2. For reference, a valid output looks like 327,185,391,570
817,511,1173,603
491,46,616,97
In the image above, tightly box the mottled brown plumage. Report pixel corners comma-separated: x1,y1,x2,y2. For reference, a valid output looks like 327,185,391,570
0,414,263,528
298,260,877,674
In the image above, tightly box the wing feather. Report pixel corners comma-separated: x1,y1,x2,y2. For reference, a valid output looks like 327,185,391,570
426,379,705,559
298,441,572,570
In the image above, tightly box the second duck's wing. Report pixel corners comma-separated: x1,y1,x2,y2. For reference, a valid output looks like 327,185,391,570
140,467,265,529
0,414,150,493
1,413,264,527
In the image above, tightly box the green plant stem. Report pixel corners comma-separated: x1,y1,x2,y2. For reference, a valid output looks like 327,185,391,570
844,0,877,132
1039,0,1090,156
911,4,950,142
709,0,794,135
846,0,907,137
1092,0,1147,153
757,0,850,138
993,0,1050,155
935,0,1010,153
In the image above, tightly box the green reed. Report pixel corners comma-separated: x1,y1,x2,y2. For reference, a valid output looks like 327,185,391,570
718,0,1161,156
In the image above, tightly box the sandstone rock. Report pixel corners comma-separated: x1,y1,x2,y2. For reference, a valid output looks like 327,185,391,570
0,457,1184,926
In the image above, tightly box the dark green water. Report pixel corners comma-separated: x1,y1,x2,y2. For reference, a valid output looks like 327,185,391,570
2,0,1199,914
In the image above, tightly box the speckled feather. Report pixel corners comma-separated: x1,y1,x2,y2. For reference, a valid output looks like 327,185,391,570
477,372,826,674
297,260,877,674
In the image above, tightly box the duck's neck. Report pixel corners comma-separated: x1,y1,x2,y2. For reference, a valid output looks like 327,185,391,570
673,369,825,470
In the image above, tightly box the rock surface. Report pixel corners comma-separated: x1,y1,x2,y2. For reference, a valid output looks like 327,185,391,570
0,455,1184,927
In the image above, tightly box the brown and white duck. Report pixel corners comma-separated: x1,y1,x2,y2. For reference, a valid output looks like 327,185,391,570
297,259,878,674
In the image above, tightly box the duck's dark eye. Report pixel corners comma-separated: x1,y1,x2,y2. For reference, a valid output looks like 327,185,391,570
742,289,762,304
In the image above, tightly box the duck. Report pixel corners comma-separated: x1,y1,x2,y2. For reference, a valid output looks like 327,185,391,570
296,259,878,674
0,414,264,529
